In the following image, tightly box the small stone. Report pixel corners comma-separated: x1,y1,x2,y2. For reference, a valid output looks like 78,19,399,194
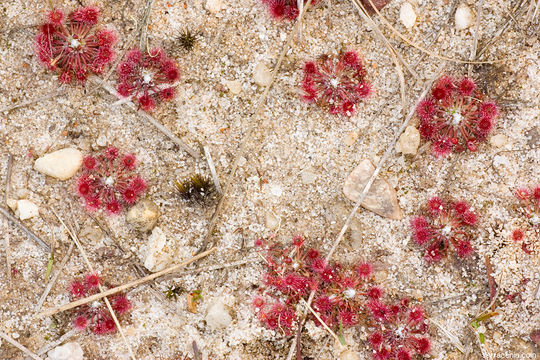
345,132,360,146
265,211,280,230
96,134,107,147
205,0,223,14
399,2,416,29
205,299,232,330
34,148,83,180
225,80,242,95
455,4,473,30
144,227,172,272
126,199,160,232
490,134,508,148
343,159,403,220
16,199,39,220
374,270,388,283
46,342,84,360
79,224,103,243
396,126,420,155
301,171,316,184
253,62,272,87
6,198,17,212
340,350,361,360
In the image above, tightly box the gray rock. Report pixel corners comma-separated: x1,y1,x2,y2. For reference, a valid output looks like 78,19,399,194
343,159,403,220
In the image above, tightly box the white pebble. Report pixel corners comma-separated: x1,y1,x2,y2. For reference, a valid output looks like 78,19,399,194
225,80,242,95
253,62,273,87
46,342,84,360
16,199,39,220
205,0,223,14
490,134,508,148
396,126,420,155
34,148,83,180
205,299,232,330
455,4,474,30
144,227,172,272
399,2,416,30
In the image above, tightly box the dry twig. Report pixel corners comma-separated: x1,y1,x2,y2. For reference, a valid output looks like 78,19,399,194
96,79,201,160
39,246,216,317
0,90,67,114
0,330,42,360
204,145,222,194
52,210,138,360
0,206,50,252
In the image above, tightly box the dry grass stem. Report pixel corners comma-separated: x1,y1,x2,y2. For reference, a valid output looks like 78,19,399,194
0,206,50,252
350,0,408,110
198,0,314,253
0,89,67,114
35,242,75,312
429,318,465,353
299,298,345,348
96,79,201,160
468,0,484,77
0,330,43,360
36,329,78,356
204,145,222,194
361,0,510,64
39,246,216,317
52,210,138,360
4,153,13,282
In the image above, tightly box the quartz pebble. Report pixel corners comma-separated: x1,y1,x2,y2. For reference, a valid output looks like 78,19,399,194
225,80,242,95
396,126,420,155
399,2,416,29
455,4,473,30
144,227,172,272
490,134,508,148
253,62,272,87
16,199,39,220
343,159,403,220
205,0,223,14
340,350,361,360
126,199,160,232
46,342,84,360
205,299,232,330
34,148,83,180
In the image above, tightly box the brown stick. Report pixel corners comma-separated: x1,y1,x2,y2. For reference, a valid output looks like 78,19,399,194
39,246,216,318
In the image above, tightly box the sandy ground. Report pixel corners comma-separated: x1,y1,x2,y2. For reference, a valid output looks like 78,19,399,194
0,0,539,359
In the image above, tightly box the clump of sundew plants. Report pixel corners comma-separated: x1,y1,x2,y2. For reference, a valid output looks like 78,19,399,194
416,76,499,157
35,6,116,84
301,50,372,116
76,147,147,215
116,47,180,111
410,196,478,263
